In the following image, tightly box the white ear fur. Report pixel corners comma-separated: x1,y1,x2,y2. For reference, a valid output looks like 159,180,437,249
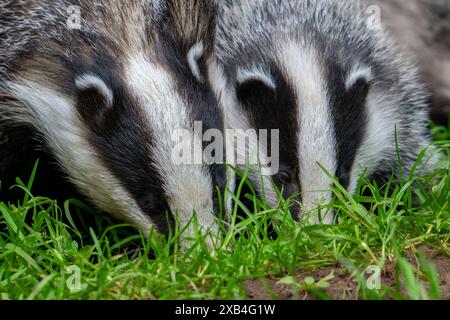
345,65,373,90
187,41,205,83
236,66,276,90
75,74,114,107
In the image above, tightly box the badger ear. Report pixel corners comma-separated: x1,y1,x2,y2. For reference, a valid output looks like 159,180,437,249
345,66,373,90
75,74,113,107
187,41,206,83
163,0,216,83
75,74,113,123
345,66,372,103
237,66,276,89
236,66,276,102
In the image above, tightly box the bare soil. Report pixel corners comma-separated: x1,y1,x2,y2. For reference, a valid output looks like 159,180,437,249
244,247,450,300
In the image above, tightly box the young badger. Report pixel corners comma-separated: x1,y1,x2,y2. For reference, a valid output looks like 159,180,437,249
210,0,438,224
0,0,227,241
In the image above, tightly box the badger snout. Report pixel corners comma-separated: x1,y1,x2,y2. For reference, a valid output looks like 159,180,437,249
167,177,219,239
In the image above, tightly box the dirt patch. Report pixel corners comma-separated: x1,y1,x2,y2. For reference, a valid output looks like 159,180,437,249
244,248,450,300
418,246,450,298
244,266,360,300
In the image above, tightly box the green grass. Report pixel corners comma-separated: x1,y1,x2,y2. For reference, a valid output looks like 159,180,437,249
0,123,449,300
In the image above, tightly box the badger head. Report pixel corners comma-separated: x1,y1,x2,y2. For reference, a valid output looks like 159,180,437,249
0,0,228,245
210,0,434,224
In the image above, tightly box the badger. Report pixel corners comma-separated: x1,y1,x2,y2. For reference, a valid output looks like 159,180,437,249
0,0,228,244
209,0,439,224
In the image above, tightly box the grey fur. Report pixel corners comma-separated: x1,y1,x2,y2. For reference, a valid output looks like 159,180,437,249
0,0,224,243
211,0,439,223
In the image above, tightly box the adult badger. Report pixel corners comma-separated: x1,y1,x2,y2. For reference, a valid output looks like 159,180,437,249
210,0,438,224
0,0,227,242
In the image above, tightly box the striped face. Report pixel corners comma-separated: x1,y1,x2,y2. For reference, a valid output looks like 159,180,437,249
0,0,227,244
210,41,380,224
115,43,227,239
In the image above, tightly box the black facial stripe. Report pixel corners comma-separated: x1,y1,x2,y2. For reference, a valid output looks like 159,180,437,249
209,163,228,217
235,63,301,201
236,63,299,171
74,57,174,235
327,61,369,189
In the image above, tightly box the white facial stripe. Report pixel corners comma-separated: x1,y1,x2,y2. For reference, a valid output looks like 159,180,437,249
75,74,114,107
187,41,205,83
345,65,373,90
280,43,336,224
5,79,153,231
237,65,276,89
125,54,217,235
208,61,233,113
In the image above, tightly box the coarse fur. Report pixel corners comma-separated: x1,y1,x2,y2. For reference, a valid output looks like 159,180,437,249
0,0,227,243
210,0,439,224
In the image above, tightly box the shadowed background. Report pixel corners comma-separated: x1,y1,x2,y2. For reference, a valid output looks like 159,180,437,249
369,0,450,125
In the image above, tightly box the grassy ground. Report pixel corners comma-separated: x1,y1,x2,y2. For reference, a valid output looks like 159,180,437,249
0,124,448,300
